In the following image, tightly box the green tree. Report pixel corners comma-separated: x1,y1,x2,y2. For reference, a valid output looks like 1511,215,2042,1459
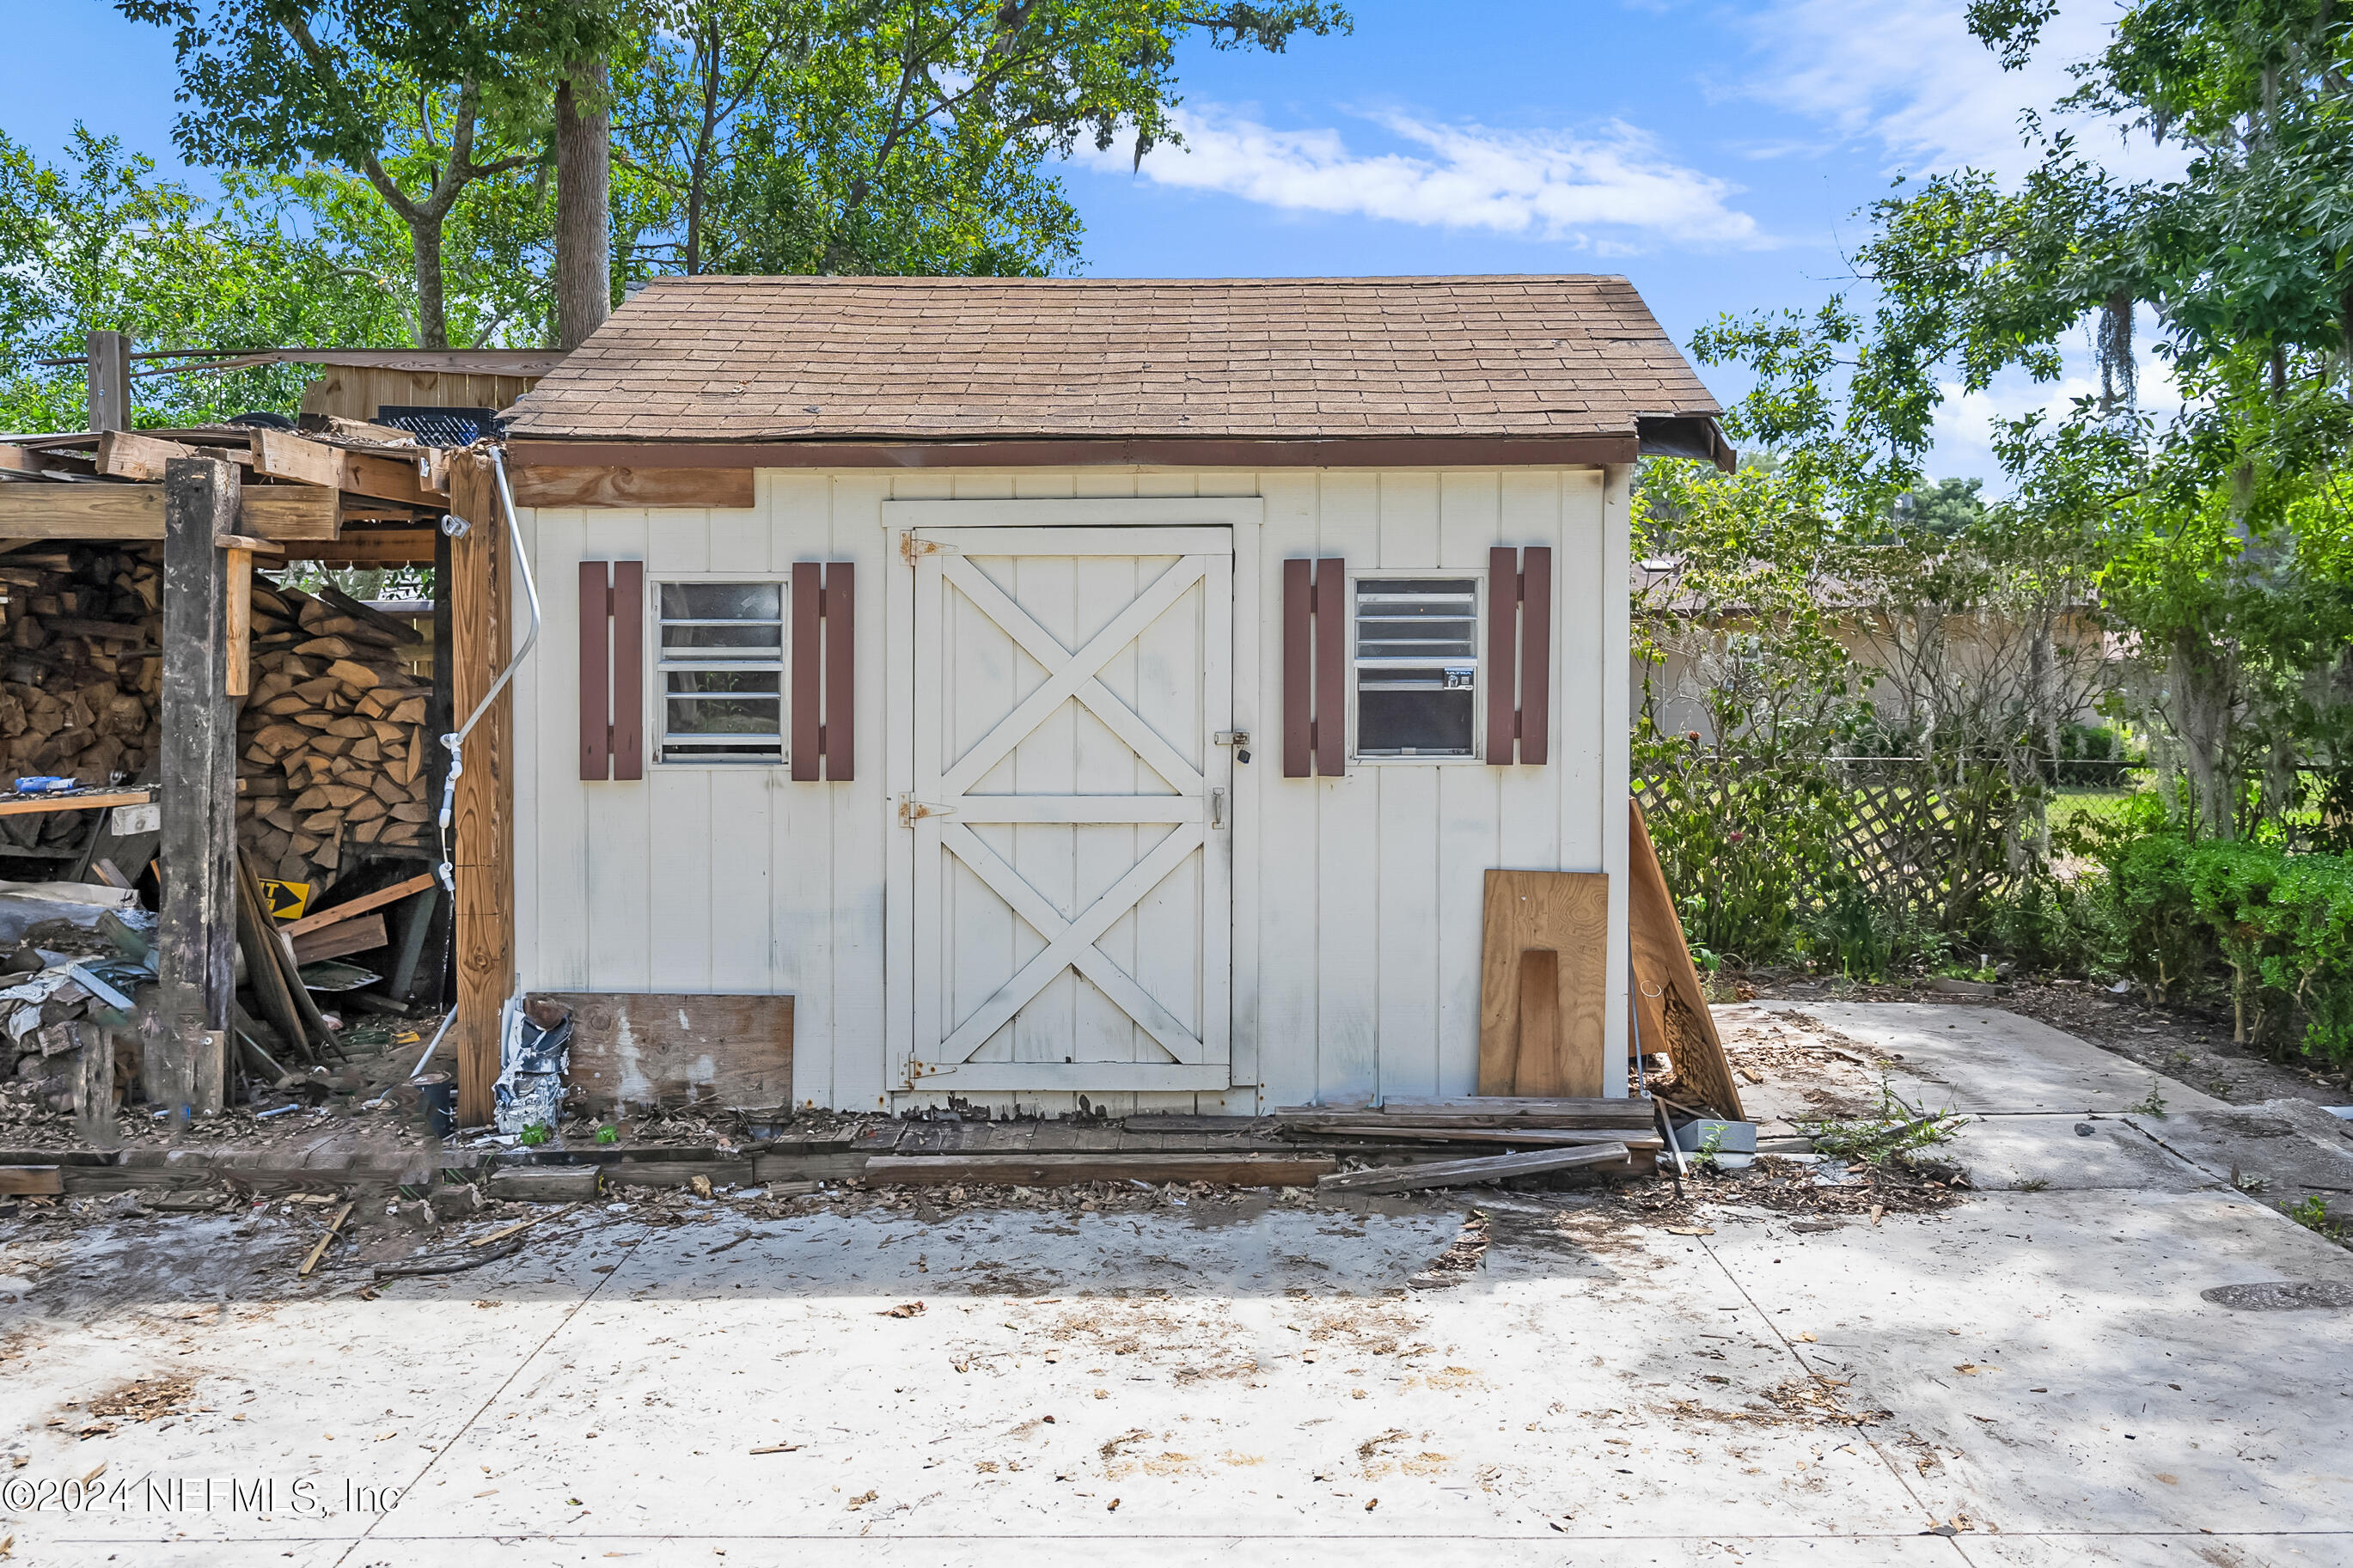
115,0,608,347
614,0,1350,279
0,127,407,430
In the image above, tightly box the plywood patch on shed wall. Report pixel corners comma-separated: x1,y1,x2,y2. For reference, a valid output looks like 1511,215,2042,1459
532,991,793,1113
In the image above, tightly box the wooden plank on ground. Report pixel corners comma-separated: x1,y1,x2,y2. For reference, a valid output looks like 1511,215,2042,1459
1280,1099,1649,1130
1478,869,1609,1097
510,466,755,509
534,992,793,1114
1298,1126,1662,1150
0,1165,64,1195
281,872,436,938
861,1152,1335,1188
1314,1143,1631,1193
1628,801,1745,1121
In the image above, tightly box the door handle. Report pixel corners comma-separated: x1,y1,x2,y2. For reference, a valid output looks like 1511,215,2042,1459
1210,786,1226,828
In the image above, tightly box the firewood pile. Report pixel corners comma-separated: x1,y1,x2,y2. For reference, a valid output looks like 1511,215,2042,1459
236,581,433,894
0,545,162,863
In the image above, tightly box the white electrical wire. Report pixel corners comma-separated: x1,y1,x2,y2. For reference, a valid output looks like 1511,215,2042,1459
407,445,541,1083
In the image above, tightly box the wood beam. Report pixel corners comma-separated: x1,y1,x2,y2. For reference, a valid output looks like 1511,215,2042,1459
96,430,198,481
252,428,442,508
447,452,512,1127
510,465,754,509
288,529,438,567
158,455,240,1118
0,484,340,540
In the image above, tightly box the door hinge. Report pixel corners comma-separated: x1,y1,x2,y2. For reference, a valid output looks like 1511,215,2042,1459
899,532,956,565
898,795,956,827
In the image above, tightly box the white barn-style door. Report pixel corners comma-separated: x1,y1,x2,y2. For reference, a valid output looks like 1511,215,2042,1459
901,526,1233,1093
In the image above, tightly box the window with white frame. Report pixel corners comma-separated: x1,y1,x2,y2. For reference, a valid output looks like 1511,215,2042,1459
1353,576,1480,758
657,580,785,763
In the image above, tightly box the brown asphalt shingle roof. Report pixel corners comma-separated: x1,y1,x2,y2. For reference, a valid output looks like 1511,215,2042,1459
504,275,1721,445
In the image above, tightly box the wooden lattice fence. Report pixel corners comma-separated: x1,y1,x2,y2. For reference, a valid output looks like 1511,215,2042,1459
1635,758,2032,931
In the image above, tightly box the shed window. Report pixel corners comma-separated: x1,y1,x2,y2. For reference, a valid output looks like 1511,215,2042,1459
657,580,785,763
1354,577,1479,757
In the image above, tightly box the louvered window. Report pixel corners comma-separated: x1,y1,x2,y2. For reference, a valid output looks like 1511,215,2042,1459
1354,577,1480,757
657,581,785,763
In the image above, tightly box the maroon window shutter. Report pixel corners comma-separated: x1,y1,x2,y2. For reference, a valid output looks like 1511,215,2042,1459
610,561,644,780
1518,546,1551,766
1282,558,1312,778
791,562,822,782
1314,558,1347,777
822,562,854,780
1486,546,1517,766
578,562,611,780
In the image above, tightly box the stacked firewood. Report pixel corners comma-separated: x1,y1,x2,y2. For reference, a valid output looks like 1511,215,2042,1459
236,582,433,894
0,546,162,861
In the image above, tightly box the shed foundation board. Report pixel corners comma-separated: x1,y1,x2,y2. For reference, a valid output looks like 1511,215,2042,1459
533,991,793,1113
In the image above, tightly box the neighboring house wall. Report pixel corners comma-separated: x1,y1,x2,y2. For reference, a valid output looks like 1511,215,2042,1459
512,463,1630,1115
1636,607,2112,746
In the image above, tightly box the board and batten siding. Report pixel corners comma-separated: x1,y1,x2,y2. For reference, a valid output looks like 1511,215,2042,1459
510,465,1631,1114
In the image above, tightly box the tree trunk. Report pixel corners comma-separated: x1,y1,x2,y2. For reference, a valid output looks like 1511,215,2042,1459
413,215,450,351
555,56,614,351
2170,627,2236,838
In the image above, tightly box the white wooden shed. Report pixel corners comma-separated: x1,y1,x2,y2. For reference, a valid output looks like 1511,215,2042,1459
496,275,1730,1115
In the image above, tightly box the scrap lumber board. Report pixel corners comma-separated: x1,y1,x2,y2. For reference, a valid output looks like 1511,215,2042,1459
0,1166,64,1196
533,992,793,1113
1629,801,1746,1121
1316,1142,1631,1194
486,1166,602,1203
1478,869,1610,1097
290,912,388,965
280,871,436,938
0,788,152,819
862,1153,1335,1188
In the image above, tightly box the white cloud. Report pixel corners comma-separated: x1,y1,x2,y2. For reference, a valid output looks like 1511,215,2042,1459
1078,107,1766,249
1737,0,2186,181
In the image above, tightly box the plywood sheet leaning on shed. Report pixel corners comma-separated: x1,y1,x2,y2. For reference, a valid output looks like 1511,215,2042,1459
1628,801,1745,1122
1477,869,1608,1097
533,992,793,1113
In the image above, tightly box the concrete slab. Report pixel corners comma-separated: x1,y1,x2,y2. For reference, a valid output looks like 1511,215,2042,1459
1756,1002,2235,1118
2124,1101,2353,1207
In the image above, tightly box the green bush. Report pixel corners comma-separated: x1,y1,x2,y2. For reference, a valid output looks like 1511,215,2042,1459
2099,829,2353,1067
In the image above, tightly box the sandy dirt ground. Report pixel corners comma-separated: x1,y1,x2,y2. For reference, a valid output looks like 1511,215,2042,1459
2,1003,2349,1567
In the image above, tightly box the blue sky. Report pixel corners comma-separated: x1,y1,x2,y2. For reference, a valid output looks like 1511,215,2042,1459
4,0,2171,481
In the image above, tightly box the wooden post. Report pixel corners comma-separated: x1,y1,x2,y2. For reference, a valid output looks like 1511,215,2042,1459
157,455,240,1117
215,533,280,699
75,1026,115,1143
448,455,514,1126
86,331,132,432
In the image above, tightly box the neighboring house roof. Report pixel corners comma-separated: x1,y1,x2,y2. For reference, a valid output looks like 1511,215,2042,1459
504,274,1732,468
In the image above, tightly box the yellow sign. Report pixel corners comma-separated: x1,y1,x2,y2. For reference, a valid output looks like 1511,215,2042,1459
258,879,311,921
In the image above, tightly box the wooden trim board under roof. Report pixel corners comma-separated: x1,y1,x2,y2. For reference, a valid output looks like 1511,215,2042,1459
509,434,1644,472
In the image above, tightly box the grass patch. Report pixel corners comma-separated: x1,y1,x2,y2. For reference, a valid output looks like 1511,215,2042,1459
1800,1080,1969,1165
